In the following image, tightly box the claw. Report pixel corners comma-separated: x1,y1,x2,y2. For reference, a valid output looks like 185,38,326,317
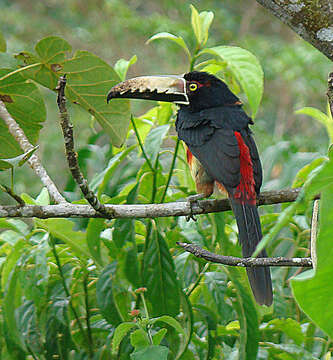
186,194,205,222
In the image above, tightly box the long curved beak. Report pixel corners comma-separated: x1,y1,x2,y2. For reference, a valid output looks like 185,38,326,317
107,75,189,105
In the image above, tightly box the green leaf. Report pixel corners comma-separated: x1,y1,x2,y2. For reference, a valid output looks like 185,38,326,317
96,263,123,325
292,157,327,188
200,46,264,117
265,318,304,346
0,70,46,158
190,5,214,47
144,124,170,164
3,264,24,350
0,146,39,171
226,267,259,360
35,187,50,205
35,218,90,259
130,345,169,360
112,322,139,355
17,300,43,355
17,36,72,89
113,218,135,248
90,144,136,196
63,50,130,147
0,31,6,52
296,107,333,142
152,328,168,345
130,329,150,349
16,36,131,147
291,158,333,338
147,32,191,59
114,55,137,81
86,218,105,266
150,315,185,336
142,227,180,317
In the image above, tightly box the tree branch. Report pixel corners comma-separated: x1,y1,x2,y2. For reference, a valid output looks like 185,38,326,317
0,100,66,204
328,71,333,118
0,187,315,219
256,0,333,62
177,242,313,267
56,75,114,218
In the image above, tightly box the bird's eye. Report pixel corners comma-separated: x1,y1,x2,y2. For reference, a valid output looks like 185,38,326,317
189,83,198,91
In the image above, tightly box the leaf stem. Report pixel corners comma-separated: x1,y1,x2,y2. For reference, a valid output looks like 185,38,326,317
83,272,94,358
140,293,153,344
186,263,210,297
131,116,154,173
50,237,88,349
160,138,180,203
151,154,159,203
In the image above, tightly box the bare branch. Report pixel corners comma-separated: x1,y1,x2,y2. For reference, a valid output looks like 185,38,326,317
328,72,333,118
310,199,319,270
0,187,315,219
0,100,66,204
177,242,313,268
256,0,333,62
56,75,114,218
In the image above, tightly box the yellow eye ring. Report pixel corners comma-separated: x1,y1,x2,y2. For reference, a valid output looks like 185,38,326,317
189,83,198,91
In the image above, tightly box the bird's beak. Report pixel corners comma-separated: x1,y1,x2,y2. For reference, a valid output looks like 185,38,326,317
107,75,189,105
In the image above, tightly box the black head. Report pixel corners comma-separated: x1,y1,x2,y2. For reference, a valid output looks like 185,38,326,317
183,71,240,112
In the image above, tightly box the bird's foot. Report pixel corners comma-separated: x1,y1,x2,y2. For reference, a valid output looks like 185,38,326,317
186,193,205,222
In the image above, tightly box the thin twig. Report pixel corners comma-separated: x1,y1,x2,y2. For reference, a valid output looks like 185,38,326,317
328,72,333,120
56,75,114,218
0,100,66,204
0,187,310,219
160,138,180,203
83,272,94,358
131,115,154,172
0,183,25,206
50,237,87,344
177,242,313,267
310,199,319,270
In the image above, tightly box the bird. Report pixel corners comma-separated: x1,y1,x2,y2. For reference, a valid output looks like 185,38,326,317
107,71,273,306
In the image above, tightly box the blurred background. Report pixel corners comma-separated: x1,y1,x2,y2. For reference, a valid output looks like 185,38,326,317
0,0,331,199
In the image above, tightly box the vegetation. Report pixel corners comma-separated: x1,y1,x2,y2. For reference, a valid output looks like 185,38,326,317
0,1,332,359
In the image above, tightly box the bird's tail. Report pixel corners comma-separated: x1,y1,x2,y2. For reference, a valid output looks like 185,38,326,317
230,199,273,306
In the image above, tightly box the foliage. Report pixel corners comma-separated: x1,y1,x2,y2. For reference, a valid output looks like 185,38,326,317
0,3,332,360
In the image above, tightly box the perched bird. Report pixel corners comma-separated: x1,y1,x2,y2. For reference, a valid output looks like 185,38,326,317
107,71,273,306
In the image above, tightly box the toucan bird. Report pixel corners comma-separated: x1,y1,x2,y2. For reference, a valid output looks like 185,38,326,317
107,71,273,306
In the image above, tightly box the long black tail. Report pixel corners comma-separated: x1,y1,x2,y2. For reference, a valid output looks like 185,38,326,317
230,199,273,306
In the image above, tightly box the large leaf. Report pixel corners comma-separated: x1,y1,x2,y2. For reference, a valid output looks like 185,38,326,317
130,345,169,360
35,219,90,259
142,227,180,317
17,36,72,89
63,50,130,146
291,158,333,338
0,69,46,158
200,46,263,117
16,36,131,147
147,32,191,59
295,107,333,143
96,263,122,325
226,267,259,360
190,5,214,47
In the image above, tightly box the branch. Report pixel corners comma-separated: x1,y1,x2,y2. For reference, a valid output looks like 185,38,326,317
0,100,66,204
256,0,333,62
328,71,333,118
177,242,313,267
56,75,114,218
0,187,313,219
